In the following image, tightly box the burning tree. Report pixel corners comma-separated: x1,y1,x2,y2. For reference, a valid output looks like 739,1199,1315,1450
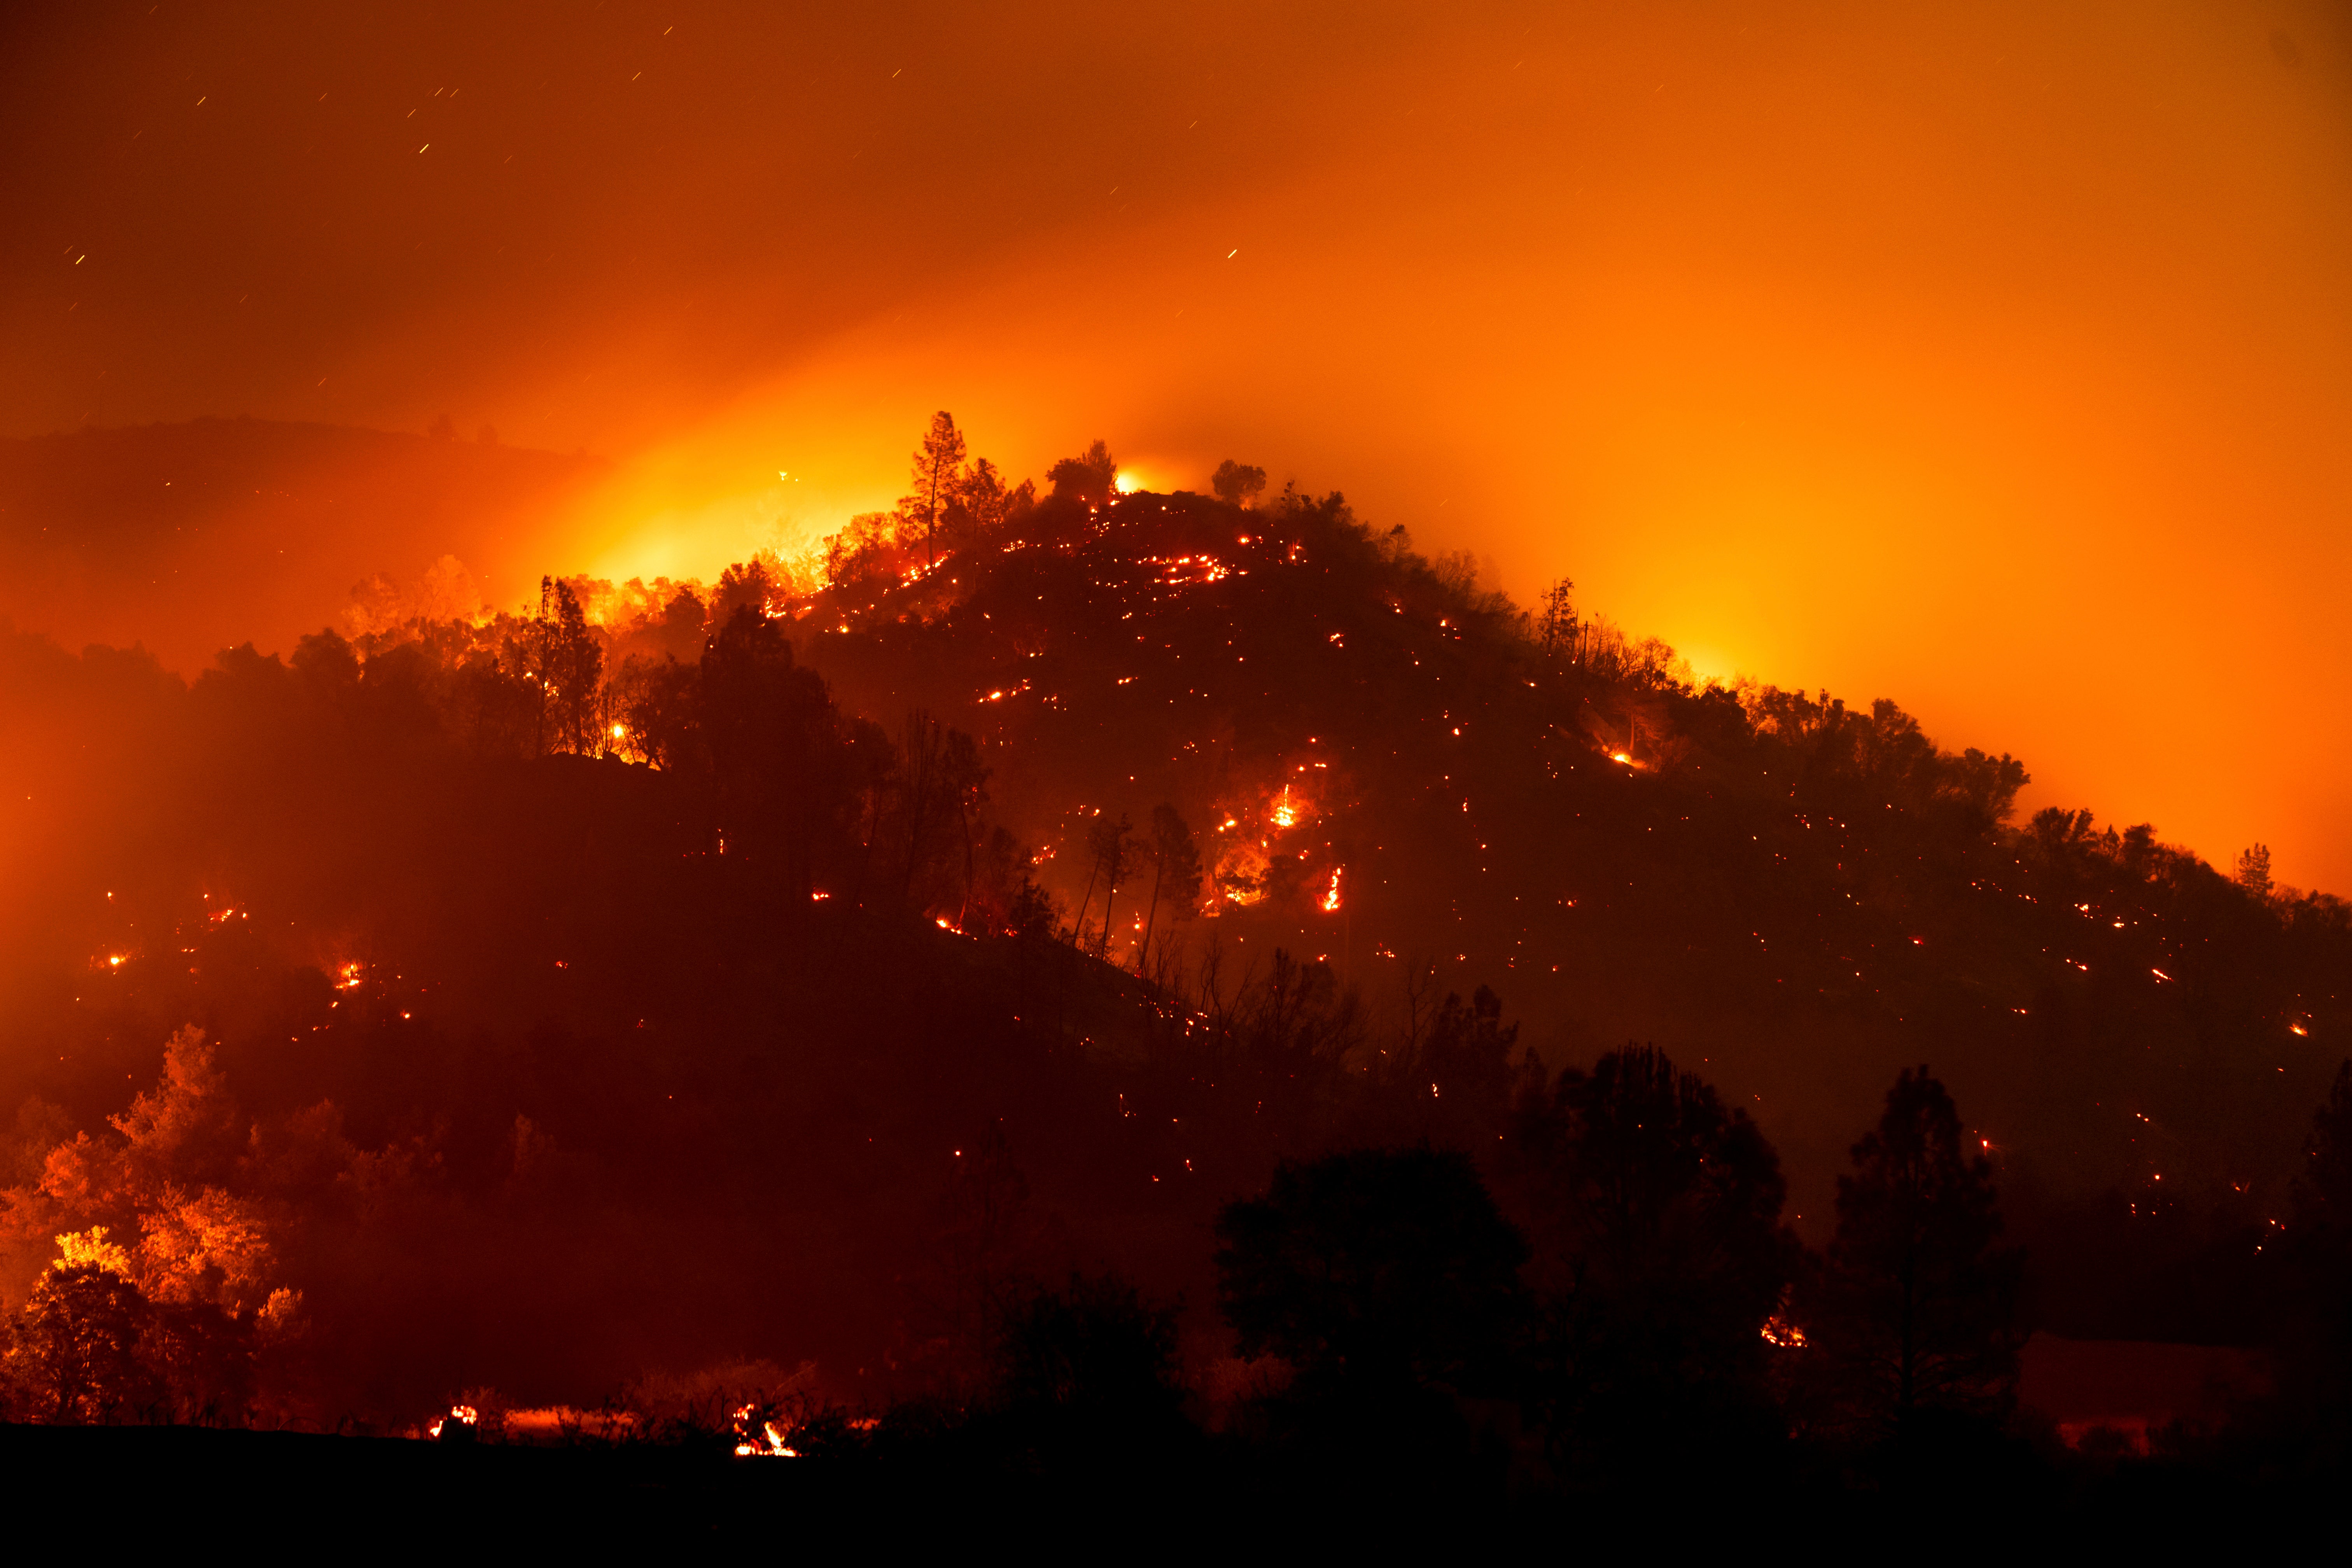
0,1029,304,1424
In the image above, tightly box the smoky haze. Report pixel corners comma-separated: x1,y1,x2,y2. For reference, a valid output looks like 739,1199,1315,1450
5,0,2350,897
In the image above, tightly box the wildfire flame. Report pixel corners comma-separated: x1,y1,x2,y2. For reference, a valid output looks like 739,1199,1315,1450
1322,867,1342,913
1760,1315,1808,1349
731,1402,801,1458
427,1403,480,1438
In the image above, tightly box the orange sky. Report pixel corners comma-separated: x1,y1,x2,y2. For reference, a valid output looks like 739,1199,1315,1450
5,2,2348,888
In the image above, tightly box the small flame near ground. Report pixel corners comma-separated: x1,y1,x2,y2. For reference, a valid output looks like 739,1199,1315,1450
733,1402,800,1458
427,1404,479,1439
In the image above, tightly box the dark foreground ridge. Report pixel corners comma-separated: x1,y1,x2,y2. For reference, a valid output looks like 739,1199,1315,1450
0,1415,2319,1549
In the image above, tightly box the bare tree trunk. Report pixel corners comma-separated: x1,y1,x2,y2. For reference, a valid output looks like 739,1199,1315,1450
1072,849,1101,948
956,794,975,931
1137,858,1166,975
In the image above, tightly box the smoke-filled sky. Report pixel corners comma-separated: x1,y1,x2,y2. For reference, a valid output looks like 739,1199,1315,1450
5,1,2349,889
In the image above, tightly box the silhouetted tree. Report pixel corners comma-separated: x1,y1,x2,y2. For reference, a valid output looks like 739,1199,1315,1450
1076,811,1132,957
1501,1045,1794,1464
526,576,604,756
2238,842,2275,898
909,411,968,567
698,606,849,897
1806,1066,2021,1432
141,1295,256,1424
1215,1146,1527,1396
1047,440,1118,506
945,455,1028,541
1408,985,1528,1137
1211,460,1266,508
2284,1061,2352,1424
891,710,989,914
1537,578,1578,660
1135,803,1203,973
612,653,702,770
711,556,778,626
990,1272,1188,1462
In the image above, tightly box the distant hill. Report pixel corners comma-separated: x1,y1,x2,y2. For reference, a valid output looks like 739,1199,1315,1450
0,418,604,673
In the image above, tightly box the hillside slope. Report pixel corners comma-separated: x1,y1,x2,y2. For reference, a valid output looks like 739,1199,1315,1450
794,482,2351,1230
0,459,2341,1416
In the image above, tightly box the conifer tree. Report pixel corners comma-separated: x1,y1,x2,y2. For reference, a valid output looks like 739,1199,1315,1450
1812,1066,2021,1427
911,411,967,567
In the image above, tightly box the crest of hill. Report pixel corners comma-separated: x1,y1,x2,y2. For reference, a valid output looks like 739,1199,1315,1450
789,478,2352,1234
0,416,603,675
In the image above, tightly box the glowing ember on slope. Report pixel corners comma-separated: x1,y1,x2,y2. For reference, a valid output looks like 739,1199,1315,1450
1760,1315,1808,1349
1322,866,1343,912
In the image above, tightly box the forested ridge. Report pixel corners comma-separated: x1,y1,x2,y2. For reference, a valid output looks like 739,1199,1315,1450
0,418,2346,1491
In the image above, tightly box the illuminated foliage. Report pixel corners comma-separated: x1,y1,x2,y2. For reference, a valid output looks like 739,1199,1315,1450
5,1263,156,1423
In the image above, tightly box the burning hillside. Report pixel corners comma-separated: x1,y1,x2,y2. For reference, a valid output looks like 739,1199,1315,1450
0,415,2345,1426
